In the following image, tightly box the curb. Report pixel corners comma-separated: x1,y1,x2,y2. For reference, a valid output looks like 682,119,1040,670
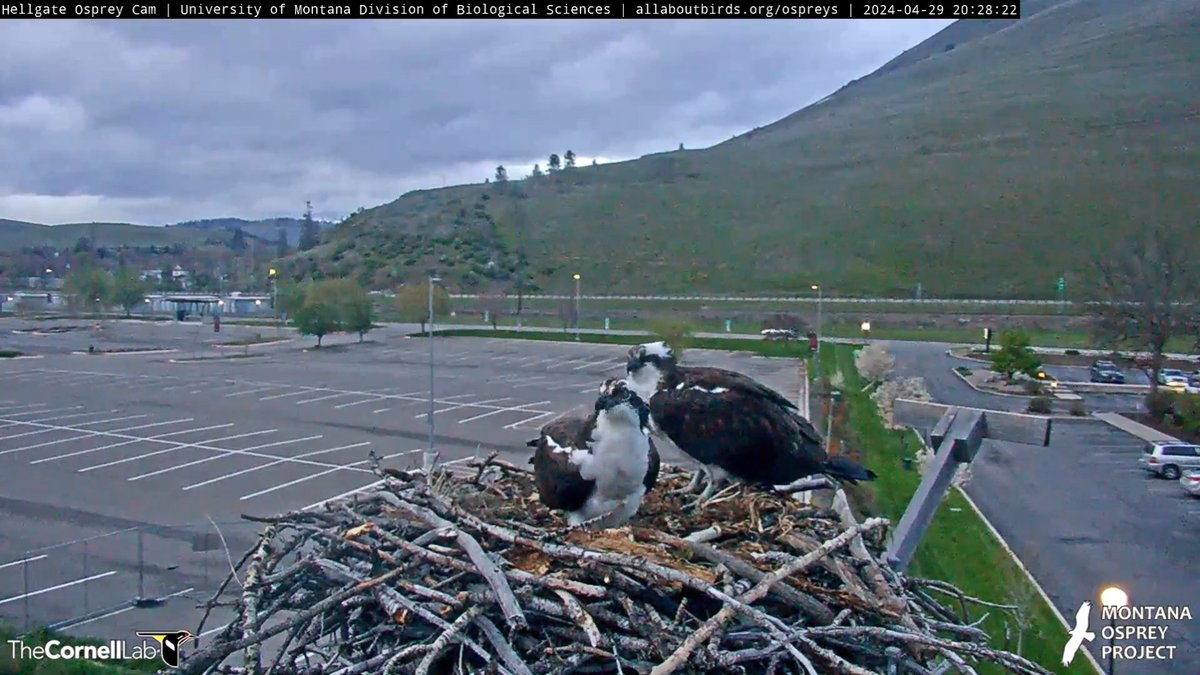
955,486,1105,675
950,367,1034,399
168,354,266,364
1,354,44,360
1093,412,1180,443
215,338,294,349
70,348,177,356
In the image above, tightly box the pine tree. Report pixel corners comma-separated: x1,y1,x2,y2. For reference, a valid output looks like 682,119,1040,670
298,201,319,251
564,150,576,168
548,154,561,172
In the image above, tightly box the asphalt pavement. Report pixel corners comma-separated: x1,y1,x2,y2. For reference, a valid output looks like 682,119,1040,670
0,318,804,647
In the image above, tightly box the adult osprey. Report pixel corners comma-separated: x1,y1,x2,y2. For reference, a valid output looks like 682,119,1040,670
624,341,876,501
527,378,660,528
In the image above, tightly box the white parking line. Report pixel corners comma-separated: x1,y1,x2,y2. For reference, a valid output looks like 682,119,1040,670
31,423,237,465
414,397,512,419
545,381,597,392
124,433,327,480
372,408,391,414
572,357,614,371
83,429,283,473
0,406,90,430
0,402,50,414
181,441,371,491
61,587,195,630
333,391,422,409
547,357,593,370
295,392,359,405
503,412,555,429
259,389,315,401
0,571,118,608
0,411,136,442
240,449,417,501
224,386,278,398
302,480,386,511
457,401,552,424
0,554,48,571
0,415,164,456
511,375,553,389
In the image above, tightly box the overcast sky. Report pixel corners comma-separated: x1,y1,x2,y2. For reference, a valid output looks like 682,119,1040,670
0,19,951,226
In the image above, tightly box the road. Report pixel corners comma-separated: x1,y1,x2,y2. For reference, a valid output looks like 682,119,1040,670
884,340,1199,674
0,318,805,652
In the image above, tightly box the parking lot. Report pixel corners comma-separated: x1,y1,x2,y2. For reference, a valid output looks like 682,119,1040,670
0,320,803,641
966,421,1200,674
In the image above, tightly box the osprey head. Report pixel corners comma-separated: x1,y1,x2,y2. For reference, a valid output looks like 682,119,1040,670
625,341,676,375
595,378,651,431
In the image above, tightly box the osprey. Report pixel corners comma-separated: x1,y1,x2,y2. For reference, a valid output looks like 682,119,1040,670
527,378,660,528
624,341,877,501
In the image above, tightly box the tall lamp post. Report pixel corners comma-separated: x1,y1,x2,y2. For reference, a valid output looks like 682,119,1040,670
811,284,822,381
425,274,442,474
1100,586,1127,675
573,273,581,342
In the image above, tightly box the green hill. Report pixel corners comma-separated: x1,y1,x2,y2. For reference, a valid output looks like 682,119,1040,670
0,219,223,251
287,0,1199,297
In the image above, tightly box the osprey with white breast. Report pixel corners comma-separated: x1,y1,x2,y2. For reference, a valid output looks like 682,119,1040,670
624,341,877,501
527,378,661,529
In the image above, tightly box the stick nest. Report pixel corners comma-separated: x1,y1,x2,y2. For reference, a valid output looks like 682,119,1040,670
179,453,1051,675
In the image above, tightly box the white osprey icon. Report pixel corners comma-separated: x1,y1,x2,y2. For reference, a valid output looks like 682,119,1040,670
1062,601,1096,666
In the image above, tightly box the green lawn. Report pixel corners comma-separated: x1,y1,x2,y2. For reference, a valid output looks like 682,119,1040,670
819,344,1096,674
0,625,161,674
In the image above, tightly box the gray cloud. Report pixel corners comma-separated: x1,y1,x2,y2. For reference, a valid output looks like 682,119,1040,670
0,18,951,225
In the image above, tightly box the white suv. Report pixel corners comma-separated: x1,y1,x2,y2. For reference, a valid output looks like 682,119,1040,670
1140,441,1200,480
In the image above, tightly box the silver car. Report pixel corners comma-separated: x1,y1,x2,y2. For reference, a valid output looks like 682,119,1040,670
1182,469,1200,498
1140,441,1200,480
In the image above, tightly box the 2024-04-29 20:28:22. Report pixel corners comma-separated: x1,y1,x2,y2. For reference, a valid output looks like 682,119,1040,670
858,3,1019,18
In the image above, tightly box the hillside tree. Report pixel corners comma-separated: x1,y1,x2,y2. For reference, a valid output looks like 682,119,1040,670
548,154,561,172
337,279,376,342
393,281,449,334
989,330,1041,381
230,228,247,251
299,200,319,251
293,279,342,347
1085,223,1199,393
63,266,112,315
494,165,507,182
276,227,289,258
111,266,148,317
564,150,576,168
530,164,543,178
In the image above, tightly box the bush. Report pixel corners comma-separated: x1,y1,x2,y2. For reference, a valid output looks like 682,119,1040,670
954,366,973,376
1169,394,1200,437
0,350,22,358
854,343,895,385
989,330,1041,380
1145,390,1178,421
1065,349,1080,356
1023,379,1047,396
1069,400,1088,417
1027,396,1053,414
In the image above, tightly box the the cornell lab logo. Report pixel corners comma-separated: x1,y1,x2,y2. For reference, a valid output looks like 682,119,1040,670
136,630,195,668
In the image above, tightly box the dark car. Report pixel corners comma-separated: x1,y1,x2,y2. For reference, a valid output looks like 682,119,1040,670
1090,360,1126,384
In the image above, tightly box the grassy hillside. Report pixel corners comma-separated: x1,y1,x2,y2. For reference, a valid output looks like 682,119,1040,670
169,217,336,247
0,220,222,251
297,0,1199,298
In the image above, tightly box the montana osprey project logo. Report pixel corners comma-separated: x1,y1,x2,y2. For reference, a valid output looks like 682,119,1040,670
1062,602,1095,666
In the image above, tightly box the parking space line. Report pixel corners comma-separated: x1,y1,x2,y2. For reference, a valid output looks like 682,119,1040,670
457,401,552,424
415,397,513,419
503,412,554,429
84,429,282,473
59,587,195,630
124,433,332,480
259,389,315,401
181,441,371,491
547,357,593,370
240,448,416,501
303,481,385,511
545,381,596,392
0,571,118,608
0,402,50,414
0,411,140,442
31,423,237,465
333,391,422,409
0,414,163,456
572,357,615,371
372,408,391,414
511,375,553,389
0,554,48,571
0,406,88,429
224,386,279,398
295,392,360,405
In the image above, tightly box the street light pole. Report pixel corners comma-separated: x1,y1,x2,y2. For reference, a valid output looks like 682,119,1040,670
573,273,581,342
1100,586,1128,675
811,284,822,382
425,274,440,474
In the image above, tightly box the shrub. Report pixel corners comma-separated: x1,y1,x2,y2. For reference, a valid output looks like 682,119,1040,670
1027,396,1053,414
1069,400,1088,417
989,330,1042,380
1169,394,1200,436
1145,390,1178,421
854,343,895,386
1065,349,1080,356
0,350,22,358
870,376,933,430
954,366,972,376
1023,379,1047,396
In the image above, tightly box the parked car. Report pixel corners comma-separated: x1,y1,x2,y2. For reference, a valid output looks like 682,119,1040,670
1140,441,1200,480
1158,368,1190,390
761,328,797,341
1181,468,1200,498
1089,360,1126,384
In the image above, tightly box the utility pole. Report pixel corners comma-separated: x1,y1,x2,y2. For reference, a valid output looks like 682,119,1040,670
811,284,822,382
424,274,441,474
573,273,581,341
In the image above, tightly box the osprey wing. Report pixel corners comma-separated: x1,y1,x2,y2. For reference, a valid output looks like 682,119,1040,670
529,416,595,512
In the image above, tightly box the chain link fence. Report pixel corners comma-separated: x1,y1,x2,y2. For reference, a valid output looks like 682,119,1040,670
1,518,266,638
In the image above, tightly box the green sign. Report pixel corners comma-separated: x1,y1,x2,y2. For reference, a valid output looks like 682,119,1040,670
1056,277,1065,292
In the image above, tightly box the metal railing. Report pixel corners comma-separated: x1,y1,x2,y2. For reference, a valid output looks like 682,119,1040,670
1,519,265,637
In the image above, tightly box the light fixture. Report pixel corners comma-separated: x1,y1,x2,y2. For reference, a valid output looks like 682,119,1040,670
573,273,581,280
1100,586,1128,608
861,320,871,332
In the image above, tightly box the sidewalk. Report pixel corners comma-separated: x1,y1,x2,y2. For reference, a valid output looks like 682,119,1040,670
1094,412,1180,442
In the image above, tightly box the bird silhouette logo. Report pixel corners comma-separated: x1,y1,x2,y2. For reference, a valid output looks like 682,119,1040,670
1062,601,1095,666
136,630,195,668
